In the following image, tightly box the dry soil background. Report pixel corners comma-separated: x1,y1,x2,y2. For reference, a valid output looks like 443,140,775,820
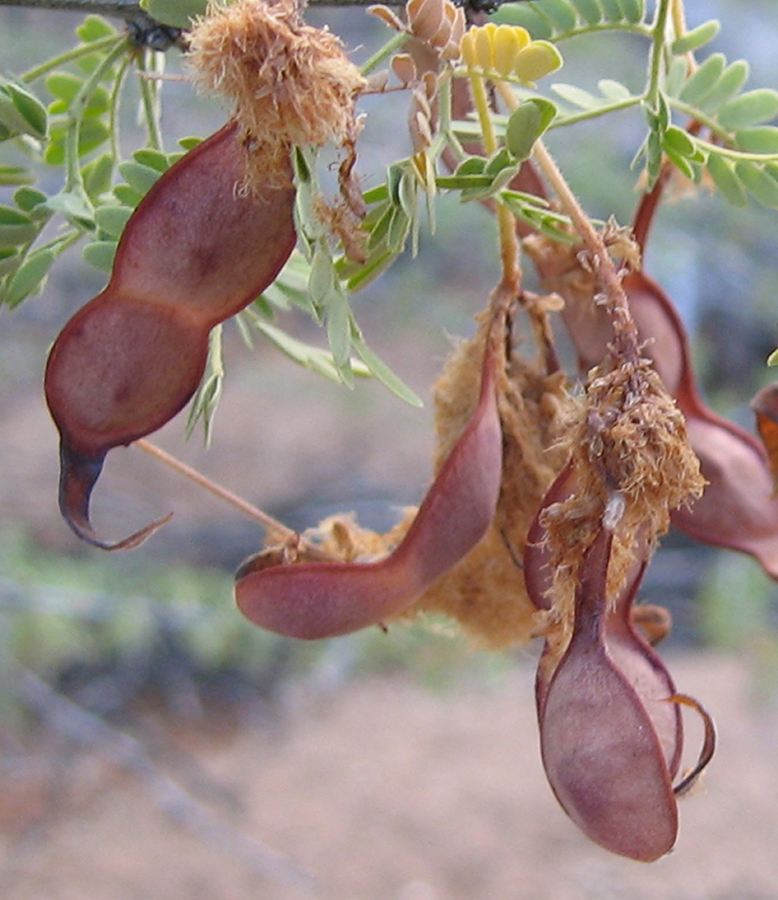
1,653,777,900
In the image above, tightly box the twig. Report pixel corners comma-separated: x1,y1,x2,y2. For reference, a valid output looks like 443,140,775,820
494,79,641,363
13,666,320,895
0,0,390,17
134,439,291,541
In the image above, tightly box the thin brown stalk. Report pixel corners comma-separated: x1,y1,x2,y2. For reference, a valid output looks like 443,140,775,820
134,439,329,559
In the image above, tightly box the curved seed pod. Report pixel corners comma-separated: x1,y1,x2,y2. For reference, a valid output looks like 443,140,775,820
600,553,683,780
538,258,778,578
539,526,680,862
45,121,297,549
526,468,681,762
628,271,778,577
235,328,503,639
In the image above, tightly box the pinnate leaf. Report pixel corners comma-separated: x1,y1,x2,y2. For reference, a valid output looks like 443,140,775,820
671,19,720,55
718,89,778,130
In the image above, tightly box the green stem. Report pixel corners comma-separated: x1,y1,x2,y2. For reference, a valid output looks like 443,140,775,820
107,50,131,163
438,74,467,163
63,36,128,193
20,33,120,84
360,30,407,76
646,0,672,112
468,72,498,156
550,95,643,129
691,135,778,165
468,72,522,292
39,227,84,255
136,49,164,151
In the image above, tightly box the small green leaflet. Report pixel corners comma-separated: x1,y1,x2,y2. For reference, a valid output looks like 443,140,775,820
506,98,557,160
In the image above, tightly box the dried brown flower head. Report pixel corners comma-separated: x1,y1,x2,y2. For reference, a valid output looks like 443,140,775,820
187,0,366,185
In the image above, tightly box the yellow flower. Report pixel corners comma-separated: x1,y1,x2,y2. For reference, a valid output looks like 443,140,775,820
460,23,562,85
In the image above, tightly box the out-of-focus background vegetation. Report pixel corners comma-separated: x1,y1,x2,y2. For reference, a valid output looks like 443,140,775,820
1,2,778,898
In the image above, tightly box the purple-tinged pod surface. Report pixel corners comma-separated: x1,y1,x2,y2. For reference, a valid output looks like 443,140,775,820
45,121,296,548
235,338,503,639
538,528,680,862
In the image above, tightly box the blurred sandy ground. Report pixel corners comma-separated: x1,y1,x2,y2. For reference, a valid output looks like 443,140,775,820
0,653,776,900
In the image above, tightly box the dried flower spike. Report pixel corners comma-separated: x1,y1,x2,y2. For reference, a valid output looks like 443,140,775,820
187,0,366,187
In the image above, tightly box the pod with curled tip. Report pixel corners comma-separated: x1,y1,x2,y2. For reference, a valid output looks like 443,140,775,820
538,526,681,861
45,121,297,549
535,510,714,861
234,327,503,639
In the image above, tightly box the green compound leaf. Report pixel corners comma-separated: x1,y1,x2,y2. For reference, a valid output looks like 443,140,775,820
574,0,602,27
0,167,35,187
506,98,557,161
326,281,353,377
735,126,778,154
0,249,20,278
663,126,706,162
82,239,117,272
494,4,553,40
695,60,750,115
45,189,94,228
495,0,647,39
44,116,111,164
349,322,423,407
185,325,223,444
117,160,166,194
678,53,726,106
706,154,748,207
718,89,778,131
261,252,318,319
113,184,144,208
76,14,117,42
500,190,578,242
93,204,132,239
0,79,48,141
4,82,47,138
735,160,778,208
141,0,208,28
13,187,47,213
671,19,720,55
665,57,689,99
82,152,115,199
538,0,577,33
46,71,86,107
618,0,645,24
0,206,38,249
253,320,371,384
2,247,56,308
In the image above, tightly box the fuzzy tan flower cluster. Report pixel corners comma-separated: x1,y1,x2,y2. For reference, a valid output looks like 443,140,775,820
187,0,366,185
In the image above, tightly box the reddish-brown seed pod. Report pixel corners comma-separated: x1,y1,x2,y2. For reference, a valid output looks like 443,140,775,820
538,526,681,862
539,259,778,578
626,271,778,577
234,329,503,639
45,121,296,549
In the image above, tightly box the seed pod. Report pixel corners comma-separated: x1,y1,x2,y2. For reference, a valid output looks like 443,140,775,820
45,121,297,548
538,526,681,862
234,326,503,639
